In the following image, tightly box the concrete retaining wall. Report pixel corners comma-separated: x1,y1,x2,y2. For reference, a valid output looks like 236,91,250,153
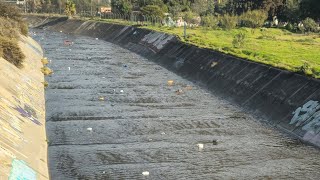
28,16,320,148
0,35,48,179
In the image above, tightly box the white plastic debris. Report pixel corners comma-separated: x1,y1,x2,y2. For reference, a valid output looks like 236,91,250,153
161,132,165,135
68,67,71,71
95,38,99,40
102,171,105,174
197,143,204,150
142,171,149,176
120,90,124,93
87,127,93,131
60,30,63,33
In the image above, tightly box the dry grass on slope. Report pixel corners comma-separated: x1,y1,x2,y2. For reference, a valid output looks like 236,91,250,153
0,2,28,68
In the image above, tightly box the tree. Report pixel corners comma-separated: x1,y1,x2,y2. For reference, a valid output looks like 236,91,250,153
262,0,284,17
0,2,21,20
184,11,197,24
111,0,133,14
300,0,320,21
225,0,284,17
240,10,268,28
191,0,208,16
283,0,300,22
302,17,319,32
65,1,76,16
141,5,165,18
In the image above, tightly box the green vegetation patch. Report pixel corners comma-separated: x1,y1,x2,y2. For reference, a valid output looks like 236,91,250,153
143,26,320,78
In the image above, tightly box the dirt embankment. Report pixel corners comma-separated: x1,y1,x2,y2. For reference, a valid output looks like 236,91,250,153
0,35,48,179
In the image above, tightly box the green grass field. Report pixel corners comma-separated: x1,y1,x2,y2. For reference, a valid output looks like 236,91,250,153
143,26,320,78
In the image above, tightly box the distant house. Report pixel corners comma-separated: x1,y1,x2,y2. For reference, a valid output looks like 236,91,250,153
99,6,111,13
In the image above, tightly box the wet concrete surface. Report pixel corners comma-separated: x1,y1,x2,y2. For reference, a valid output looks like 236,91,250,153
32,30,320,179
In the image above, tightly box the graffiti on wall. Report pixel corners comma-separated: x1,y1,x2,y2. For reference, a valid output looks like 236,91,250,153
9,159,36,180
290,100,320,134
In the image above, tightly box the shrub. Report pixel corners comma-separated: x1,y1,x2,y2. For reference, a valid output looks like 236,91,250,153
184,11,200,26
240,10,268,28
19,21,28,36
0,3,28,37
41,66,53,75
285,23,296,32
0,37,25,68
201,15,219,29
297,62,313,76
41,57,49,65
0,17,19,38
141,5,165,18
220,14,237,30
302,17,319,33
0,2,21,20
42,81,49,88
232,32,246,48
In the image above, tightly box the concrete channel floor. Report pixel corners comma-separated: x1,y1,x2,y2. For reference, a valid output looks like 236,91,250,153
32,30,320,179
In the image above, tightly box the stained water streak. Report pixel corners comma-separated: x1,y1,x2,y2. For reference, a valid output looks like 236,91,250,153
33,30,320,180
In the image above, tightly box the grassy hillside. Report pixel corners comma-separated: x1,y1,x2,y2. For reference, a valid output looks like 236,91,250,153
92,18,320,78
145,26,320,78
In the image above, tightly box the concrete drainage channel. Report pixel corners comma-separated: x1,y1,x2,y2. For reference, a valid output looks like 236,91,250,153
28,17,320,179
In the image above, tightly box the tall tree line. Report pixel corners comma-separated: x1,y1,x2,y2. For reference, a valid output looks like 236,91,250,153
110,0,320,21
24,0,320,21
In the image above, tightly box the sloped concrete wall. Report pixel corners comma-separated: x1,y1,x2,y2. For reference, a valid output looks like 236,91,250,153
28,16,320,148
0,35,48,179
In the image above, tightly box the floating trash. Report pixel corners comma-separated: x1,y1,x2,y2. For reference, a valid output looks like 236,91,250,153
95,38,99,40
211,62,218,68
99,97,105,101
87,127,93,131
161,132,165,135
184,85,192,90
120,90,124,93
60,30,63,33
64,40,73,46
197,143,204,150
68,67,71,71
142,171,149,176
175,89,183,95
167,80,174,86
212,140,218,145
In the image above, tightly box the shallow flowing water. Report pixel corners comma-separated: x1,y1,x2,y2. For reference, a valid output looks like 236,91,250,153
32,29,320,180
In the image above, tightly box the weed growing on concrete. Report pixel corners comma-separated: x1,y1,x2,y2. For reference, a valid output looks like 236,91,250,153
41,66,53,75
42,81,49,88
0,36,25,68
41,57,49,65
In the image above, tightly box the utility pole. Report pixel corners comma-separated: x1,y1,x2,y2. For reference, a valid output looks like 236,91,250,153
90,0,93,17
184,21,187,39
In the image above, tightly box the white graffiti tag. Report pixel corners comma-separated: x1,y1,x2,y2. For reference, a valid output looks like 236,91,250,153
290,100,320,134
